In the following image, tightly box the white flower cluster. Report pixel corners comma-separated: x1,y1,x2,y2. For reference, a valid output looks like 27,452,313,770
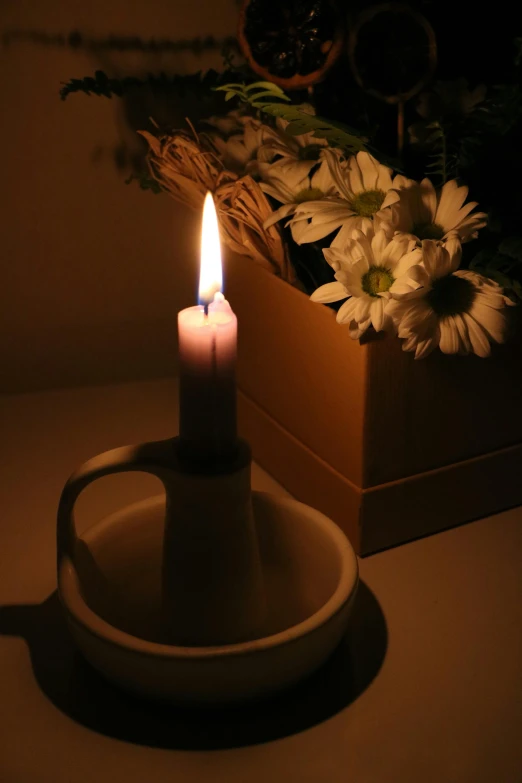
206,111,514,358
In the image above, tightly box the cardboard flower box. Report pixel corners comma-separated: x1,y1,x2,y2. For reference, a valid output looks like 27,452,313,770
225,250,522,555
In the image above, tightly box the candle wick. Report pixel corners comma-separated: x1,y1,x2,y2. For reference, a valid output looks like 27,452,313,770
204,302,209,317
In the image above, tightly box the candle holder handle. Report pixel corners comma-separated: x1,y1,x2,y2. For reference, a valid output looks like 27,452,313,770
57,437,266,646
56,439,175,570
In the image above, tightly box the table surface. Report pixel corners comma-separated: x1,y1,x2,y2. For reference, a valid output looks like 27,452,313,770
1,379,521,783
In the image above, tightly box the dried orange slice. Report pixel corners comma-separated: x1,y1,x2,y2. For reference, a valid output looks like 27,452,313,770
238,0,344,90
349,3,437,104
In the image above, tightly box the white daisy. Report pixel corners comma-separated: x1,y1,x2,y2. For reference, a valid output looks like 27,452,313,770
387,239,514,359
211,116,268,177
257,112,329,179
390,177,487,244
260,158,337,243
289,149,401,247
310,226,419,339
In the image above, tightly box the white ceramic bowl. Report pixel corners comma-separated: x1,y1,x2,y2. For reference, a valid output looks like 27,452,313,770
58,492,358,704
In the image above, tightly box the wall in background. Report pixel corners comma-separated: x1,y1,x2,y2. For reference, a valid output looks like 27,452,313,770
1,0,237,391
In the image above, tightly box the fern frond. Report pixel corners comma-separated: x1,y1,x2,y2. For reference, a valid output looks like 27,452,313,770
215,82,368,153
61,69,227,101
423,122,455,185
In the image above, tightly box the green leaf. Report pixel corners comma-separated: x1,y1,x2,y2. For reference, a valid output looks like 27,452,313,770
215,81,368,154
259,104,367,151
247,81,287,93
248,89,291,102
469,248,492,269
215,82,245,92
499,236,522,260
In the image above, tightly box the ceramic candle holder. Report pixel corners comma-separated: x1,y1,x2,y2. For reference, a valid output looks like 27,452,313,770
57,438,359,703
58,438,266,646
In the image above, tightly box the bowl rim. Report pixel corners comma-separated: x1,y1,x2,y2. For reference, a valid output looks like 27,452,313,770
59,491,359,659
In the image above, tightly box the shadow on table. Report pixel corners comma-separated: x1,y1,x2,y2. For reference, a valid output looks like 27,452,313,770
0,581,386,750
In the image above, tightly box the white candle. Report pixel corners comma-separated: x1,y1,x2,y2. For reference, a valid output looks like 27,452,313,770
177,193,238,460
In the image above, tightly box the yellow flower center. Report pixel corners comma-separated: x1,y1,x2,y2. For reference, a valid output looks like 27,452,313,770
294,187,324,203
426,274,475,317
362,266,395,297
298,144,323,161
351,189,386,218
413,222,445,240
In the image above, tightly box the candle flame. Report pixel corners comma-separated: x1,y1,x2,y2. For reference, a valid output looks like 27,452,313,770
199,192,222,307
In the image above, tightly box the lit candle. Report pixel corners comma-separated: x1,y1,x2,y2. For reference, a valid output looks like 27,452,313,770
177,192,237,461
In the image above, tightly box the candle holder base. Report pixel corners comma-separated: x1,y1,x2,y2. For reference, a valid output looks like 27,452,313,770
58,492,358,704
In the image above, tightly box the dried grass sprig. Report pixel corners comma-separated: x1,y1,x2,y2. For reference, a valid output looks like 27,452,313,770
139,127,235,211
215,176,294,282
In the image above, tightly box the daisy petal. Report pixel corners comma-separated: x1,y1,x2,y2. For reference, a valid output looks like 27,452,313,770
371,229,389,264
323,247,345,268
456,214,488,242
453,314,472,354
464,314,491,357
452,200,481,223
310,281,347,303
290,218,312,244
421,240,444,277
443,236,463,271
469,302,507,343
311,159,337,195
420,178,437,223
347,154,364,193
414,334,439,359
349,316,372,339
324,149,354,201
263,203,296,228
357,151,381,190
380,190,399,209
390,282,420,296
439,318,460,354
393,249,424,278
370,297,386,331
336,297,359,324
354,297,372,322
436,180,469,229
